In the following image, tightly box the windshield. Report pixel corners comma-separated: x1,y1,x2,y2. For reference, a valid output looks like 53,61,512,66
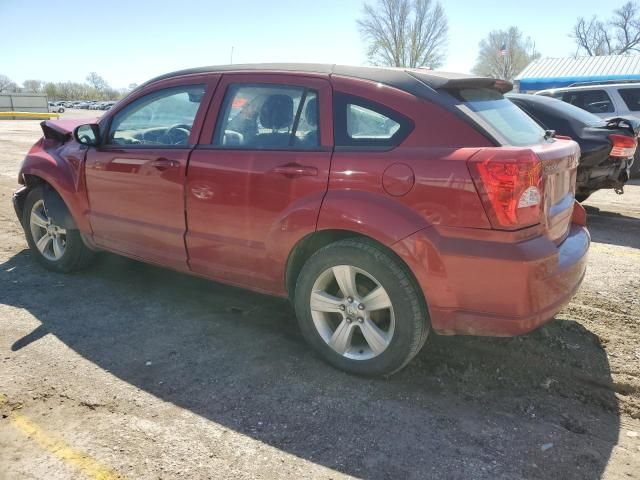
456,88,546,146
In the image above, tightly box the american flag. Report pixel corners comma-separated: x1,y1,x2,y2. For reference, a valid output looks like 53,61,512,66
499,44,509,56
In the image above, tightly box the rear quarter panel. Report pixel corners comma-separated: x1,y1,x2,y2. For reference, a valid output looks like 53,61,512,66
318,76,493,244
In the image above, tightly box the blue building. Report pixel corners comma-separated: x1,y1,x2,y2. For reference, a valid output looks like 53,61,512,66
515,55,640,92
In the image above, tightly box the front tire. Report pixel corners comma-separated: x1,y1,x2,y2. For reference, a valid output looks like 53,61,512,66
294,238,430,376
22,185,94,273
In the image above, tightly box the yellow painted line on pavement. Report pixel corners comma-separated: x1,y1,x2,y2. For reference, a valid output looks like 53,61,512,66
0,111,60,119
0,394,123,480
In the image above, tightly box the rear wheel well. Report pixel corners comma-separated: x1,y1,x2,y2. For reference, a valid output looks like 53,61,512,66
285,230,425,309
286,230,361,298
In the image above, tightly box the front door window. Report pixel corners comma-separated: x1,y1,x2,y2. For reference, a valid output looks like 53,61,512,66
108,85,206,146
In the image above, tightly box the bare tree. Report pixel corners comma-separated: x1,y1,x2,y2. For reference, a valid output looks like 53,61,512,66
44,82,58,100
23,79,43,93
0,74,17,93
86,72,109,92
358,0,448,68
571,1,640,55
472,27,540,81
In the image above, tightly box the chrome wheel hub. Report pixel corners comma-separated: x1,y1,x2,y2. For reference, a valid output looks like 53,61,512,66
29,199,67,261
310,265,395,360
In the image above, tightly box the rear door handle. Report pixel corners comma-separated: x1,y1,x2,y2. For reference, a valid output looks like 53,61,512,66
272,163,318,178
151,158,180,170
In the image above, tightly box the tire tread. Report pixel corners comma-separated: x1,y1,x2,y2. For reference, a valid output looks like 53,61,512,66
295,237,430,376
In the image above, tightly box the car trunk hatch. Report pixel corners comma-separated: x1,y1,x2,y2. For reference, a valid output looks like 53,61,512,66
531,141,580,244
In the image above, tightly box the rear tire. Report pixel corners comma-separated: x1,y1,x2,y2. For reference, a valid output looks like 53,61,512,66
294,238,429,376
575,192,592,203
630,150,640,179
22,185,94,273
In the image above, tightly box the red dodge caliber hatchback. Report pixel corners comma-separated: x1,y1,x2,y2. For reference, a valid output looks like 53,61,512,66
13,64,589,376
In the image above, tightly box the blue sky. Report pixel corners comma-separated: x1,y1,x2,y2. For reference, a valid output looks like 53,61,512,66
1,0,619,88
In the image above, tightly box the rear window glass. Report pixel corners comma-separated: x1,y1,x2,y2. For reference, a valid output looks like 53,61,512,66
457,89,545,146
618,88,640,112
537,97,605,127
562,89,614,114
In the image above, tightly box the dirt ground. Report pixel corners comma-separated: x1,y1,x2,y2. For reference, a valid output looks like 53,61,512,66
0,113,639,480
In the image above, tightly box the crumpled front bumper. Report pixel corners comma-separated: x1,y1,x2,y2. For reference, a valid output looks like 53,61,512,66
12,185,29,227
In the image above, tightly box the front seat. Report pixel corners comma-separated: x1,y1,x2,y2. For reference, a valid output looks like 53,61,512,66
298,98,319,148
253,94,293,148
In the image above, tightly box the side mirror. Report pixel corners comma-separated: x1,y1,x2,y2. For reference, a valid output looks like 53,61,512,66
73,124,100,146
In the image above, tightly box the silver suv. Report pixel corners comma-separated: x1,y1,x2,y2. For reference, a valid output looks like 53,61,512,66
536,82,640,176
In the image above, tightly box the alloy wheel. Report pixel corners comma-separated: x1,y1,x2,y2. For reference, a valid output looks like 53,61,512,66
310,265,395,360
29,199,67,261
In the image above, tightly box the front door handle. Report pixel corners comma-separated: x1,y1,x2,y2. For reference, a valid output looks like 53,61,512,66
151,158,180,170
272,163,318,178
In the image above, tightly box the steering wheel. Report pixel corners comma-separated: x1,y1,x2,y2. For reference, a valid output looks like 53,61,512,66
163,124,192,145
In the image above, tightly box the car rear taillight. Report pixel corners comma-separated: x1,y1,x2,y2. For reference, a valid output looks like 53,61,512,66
468,149,543,230
609,134,637,158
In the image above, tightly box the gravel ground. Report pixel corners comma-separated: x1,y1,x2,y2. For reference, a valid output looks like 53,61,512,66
0,115,639,479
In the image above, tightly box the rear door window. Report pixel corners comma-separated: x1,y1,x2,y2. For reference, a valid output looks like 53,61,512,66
212,84,319,150
618,88,640,111
457,88,545,146
561,89,614,114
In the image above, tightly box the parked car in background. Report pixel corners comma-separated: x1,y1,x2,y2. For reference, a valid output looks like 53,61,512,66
75,102,89,109
12,64,589,376
509,93,638,202
48,102,65,114
536,81,640,177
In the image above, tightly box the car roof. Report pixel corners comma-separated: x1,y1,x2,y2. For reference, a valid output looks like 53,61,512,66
508,93,606,126
508,93,557,105
537,82,640,94
139,63,512,99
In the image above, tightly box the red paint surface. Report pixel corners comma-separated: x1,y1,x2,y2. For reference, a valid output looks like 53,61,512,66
17,68,590,337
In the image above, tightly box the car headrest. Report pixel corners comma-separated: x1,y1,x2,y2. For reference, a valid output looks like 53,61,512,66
260,94,293,130
304,99,318,127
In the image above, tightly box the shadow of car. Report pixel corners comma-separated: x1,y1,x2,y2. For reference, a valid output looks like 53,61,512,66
2,248,620,480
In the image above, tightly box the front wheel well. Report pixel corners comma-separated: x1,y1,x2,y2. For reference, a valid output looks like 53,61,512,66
16,176,77,230
14,175,47,224
21,173,46,189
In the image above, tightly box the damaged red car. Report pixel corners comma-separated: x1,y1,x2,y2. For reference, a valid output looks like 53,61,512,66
13,64,590,376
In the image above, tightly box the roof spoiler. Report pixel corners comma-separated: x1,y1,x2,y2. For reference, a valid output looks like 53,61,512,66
407,71,513,94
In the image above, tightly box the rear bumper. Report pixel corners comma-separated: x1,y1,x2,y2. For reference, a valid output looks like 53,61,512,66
392,223,590,337
577,157,633,193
